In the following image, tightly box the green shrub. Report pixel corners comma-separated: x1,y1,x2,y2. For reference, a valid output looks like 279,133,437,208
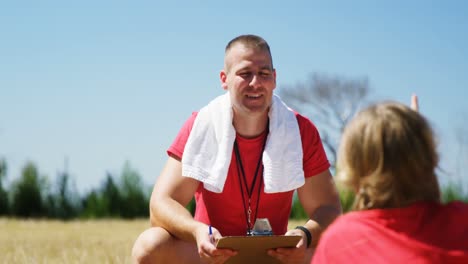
289,194,308,219
186,197,196,216
338,187,355,213
441,182,468,203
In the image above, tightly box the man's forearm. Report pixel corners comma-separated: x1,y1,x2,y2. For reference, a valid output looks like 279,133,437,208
303,204,342,247
150,197,205,243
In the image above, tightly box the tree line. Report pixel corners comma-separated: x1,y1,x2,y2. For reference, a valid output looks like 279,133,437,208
1,157,466,220
0,159,150,219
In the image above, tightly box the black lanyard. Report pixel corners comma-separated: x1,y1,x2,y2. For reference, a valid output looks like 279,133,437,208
233,125,269,235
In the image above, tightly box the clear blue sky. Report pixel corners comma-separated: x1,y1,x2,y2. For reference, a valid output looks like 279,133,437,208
1,1,467,193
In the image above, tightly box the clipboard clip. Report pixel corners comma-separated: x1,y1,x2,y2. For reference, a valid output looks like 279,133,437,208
248,218,274,236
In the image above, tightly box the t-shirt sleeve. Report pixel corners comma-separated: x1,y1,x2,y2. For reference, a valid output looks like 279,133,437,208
167,112,198,159
296,113,331,178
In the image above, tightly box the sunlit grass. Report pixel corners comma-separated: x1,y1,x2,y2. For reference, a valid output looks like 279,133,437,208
0,218,149,264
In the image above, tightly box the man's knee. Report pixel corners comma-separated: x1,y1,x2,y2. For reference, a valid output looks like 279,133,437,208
132,227,170,264
131,227,198,264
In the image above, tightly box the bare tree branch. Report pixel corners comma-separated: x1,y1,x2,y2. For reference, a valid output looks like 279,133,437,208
279,72,371,168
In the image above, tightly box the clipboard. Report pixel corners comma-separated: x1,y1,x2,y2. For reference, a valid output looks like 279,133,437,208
216,235,301,264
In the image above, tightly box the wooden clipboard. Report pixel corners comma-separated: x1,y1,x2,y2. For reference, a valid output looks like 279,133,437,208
215,235,301,264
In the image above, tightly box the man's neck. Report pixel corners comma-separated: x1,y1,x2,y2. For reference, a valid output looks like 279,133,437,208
233,112,269,139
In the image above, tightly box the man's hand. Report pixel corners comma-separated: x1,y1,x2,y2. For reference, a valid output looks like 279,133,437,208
195,225,237,264
267,229,308,264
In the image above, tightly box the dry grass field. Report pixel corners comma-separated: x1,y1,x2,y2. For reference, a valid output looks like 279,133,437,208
0,218,149,264
0,218,305,263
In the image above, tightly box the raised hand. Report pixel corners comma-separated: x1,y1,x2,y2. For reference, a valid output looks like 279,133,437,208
411,94,419,112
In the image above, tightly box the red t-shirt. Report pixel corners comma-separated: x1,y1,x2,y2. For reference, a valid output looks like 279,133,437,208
312,201,468,264
168,112,329,236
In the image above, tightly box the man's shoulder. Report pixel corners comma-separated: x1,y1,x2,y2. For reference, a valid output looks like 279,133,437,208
182,111,199,131
291,111,320,135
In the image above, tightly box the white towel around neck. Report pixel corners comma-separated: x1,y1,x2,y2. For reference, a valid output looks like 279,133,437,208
181,92,304,193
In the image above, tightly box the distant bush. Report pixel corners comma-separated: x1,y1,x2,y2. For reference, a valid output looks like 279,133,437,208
119,163,150,218
81,162,150,219
338,187,355,213
186,197,196,216
289,194,308,219
10,162,47,217
0,159,8,215
441,182,468,203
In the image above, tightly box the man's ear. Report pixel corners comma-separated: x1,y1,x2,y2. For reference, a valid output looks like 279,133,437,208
220,70,228,90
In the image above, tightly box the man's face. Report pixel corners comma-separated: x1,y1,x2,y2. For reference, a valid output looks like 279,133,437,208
220,44,276,117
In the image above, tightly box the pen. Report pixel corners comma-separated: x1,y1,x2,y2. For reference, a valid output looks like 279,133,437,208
209,225,214,243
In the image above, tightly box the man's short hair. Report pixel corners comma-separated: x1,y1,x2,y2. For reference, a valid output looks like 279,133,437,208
225,34,273,68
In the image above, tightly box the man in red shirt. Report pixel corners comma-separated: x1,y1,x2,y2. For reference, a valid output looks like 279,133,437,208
132,34,342,264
